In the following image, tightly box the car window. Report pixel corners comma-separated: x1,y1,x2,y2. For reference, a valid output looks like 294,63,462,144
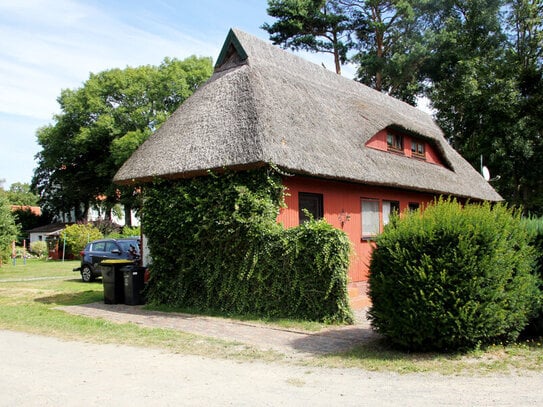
105,241,119,252
117,240,139,253
92,242,106,252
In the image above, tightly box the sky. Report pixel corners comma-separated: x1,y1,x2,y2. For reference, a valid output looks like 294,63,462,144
0,0,356,189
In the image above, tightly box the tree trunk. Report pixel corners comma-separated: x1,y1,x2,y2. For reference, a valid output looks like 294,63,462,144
333,31,342,75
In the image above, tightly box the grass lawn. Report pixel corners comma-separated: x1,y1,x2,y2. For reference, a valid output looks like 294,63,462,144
1,259,542,374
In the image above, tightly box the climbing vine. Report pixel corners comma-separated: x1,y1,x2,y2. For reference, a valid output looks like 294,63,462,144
142,168,353,323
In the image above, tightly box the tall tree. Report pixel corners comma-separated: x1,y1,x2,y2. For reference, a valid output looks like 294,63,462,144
263,0,428,103
262,0,353,74
4,182,39,206
424,0,543,213
32,56,213,222
503,0,543,211
343,0,428,104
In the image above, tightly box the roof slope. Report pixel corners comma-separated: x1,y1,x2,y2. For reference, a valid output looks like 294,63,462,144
114,28,501,201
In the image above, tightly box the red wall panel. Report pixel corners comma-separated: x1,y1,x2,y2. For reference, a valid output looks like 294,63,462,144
278,176,435,283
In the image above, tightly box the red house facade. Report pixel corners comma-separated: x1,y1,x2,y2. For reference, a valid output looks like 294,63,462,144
276,175,436,307
115,29,502,309
276,130,453,306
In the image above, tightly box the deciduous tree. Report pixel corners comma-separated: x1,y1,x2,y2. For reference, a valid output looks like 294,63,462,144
32,56,213,222
424,0,543,213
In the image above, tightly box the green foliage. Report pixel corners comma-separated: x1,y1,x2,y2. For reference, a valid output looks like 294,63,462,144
63,223,103,256
368,198,541,351
0,194,19,264
522,216,543,336
2,182,39,206
108,225,141,239
422,0,543,214
92,219,119,236
262,0,353,74
29,241,48,258
348,0,428,104
12,208,42,241
143,169,353,323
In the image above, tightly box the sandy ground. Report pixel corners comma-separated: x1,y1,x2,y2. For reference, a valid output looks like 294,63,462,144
1,330,543,406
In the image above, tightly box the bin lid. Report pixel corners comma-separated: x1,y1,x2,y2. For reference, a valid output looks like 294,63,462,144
100,260,135,265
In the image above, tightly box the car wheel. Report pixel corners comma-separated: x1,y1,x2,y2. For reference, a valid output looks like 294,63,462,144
81,265,95,282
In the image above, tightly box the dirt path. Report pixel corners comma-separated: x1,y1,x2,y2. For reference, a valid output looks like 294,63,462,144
1,329,542,406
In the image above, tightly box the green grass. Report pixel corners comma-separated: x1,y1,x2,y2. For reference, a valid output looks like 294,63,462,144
0,258,79,279
1,259,542,374
315,337,543,375
0,259,278,362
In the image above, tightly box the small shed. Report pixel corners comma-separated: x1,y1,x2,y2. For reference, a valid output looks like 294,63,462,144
27,223,67,260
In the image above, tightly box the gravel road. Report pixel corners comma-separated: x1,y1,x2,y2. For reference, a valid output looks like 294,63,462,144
1,330,542,406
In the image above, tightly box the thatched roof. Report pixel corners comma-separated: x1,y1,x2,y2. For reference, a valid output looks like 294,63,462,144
114,28,501,201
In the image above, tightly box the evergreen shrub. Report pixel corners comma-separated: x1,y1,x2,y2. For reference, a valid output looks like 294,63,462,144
521,217,543,336
368,198,541,351
143,169,353,323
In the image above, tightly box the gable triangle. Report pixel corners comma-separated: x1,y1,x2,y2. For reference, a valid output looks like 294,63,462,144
215,28,248,70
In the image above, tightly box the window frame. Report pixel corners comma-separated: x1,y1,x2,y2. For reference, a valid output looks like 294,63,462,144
411,140,426,159
408,202,420,211
386,132,404,153
382,200,400,226
298,192,324,224
361,199,380,240
92,242,106,252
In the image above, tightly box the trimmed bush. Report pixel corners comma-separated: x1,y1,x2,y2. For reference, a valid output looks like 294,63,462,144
143,169,353,323
521,217,543,336
368,198,541,351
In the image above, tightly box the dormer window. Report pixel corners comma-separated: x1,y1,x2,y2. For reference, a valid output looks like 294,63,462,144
386,132,403,153
366,127,447,168
411,140,426,159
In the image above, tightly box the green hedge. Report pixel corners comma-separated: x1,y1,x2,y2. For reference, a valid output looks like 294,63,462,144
368,198,541,351
142,169,353,323
522,217,543,336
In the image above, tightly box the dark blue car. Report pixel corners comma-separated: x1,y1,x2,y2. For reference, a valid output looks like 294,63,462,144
74,238,140,282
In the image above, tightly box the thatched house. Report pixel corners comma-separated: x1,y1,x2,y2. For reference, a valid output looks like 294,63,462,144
115,28,501,308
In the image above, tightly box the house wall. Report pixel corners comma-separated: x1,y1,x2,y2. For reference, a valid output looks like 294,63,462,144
277,175,435,308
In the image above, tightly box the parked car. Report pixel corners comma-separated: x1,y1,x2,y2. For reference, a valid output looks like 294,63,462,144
74,238,140,282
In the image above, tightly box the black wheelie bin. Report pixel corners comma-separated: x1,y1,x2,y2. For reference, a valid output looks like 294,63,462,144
101,260,135,304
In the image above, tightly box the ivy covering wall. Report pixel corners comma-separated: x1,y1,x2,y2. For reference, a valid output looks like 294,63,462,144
142,169,353,323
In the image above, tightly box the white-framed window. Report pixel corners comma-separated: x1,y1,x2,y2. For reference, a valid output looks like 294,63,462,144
361,199,380,239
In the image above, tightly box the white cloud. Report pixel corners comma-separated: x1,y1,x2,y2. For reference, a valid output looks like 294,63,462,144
0,0,220,121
